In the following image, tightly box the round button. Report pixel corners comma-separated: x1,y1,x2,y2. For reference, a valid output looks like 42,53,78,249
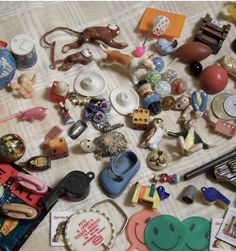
146,149,169,171
211,93,234,120
224,96,236,118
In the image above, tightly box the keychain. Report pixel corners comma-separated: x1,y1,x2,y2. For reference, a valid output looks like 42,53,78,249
65,199,128,251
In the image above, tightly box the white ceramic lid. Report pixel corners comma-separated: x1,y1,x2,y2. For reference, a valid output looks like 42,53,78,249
74,70,107,97
110,87,139,115
10,34,34,56
65,209,116,251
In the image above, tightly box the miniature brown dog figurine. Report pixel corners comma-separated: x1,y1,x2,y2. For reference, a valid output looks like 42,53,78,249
53,48,93,71
99,44,155,84
62,24,128,53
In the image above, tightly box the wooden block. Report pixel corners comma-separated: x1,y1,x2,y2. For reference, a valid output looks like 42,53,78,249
138,7,186,39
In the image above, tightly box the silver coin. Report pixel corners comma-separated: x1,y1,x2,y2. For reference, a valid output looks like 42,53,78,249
224,96,236,118
211,93,234,121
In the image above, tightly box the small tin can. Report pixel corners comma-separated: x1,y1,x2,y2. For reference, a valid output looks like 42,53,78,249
10,34,37,69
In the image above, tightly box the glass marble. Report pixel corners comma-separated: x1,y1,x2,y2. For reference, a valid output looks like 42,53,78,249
145,70,161,86
171,78,187,95
154,80,171,97
161,96,176,110
152,57,165,72
162,69,177,84
189,62,203,76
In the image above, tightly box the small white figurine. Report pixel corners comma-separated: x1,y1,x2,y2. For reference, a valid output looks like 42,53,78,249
141,118,164,150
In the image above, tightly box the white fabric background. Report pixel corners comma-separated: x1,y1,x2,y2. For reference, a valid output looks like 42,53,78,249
0,1,236,250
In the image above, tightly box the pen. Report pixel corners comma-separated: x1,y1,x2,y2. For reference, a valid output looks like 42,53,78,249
184,148,236,180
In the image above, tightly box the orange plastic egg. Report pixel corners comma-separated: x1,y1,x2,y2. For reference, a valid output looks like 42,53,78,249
200,65,228,94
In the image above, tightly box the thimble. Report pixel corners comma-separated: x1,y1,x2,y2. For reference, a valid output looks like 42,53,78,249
182,185,197,204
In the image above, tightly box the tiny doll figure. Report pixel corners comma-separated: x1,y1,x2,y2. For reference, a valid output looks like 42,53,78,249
58,102,74,124
168,119,212,156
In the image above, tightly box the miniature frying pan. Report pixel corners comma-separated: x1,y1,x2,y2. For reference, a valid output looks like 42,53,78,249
42,171,95,210
126,209,160,251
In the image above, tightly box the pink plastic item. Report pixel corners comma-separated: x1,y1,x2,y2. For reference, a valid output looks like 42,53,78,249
0,106,47,123
214,119,236,137
126,209,160,251
15,172,48,194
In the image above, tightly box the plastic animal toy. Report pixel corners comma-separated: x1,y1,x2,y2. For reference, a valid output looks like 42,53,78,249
141,118,164,150
167,119,212,156
155,38,178,55
131,182,160,210
51,48,93,71
9,74,36,98
41,25,128,70
220,56,236,78
80,131,128,160
153,173,179,184
99,44,155,85
61,24,128,52
0,106,47,123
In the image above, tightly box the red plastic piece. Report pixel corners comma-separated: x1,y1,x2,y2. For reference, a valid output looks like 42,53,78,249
200,65,228,94
0,40,8,47
49,81,68,103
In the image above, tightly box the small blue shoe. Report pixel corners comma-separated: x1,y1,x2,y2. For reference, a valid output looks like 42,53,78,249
100,151,140,198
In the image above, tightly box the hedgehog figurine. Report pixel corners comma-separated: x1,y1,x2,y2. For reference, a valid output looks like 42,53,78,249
80,131,128,160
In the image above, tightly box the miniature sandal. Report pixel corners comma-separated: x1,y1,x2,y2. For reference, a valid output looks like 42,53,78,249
100,151,140,198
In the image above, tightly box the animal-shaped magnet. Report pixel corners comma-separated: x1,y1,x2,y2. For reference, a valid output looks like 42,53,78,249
182,216,210,251
126,209,160,251
144,215,186,251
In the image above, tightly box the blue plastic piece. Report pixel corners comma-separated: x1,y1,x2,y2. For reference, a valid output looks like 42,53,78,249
191,90,208,112
201,187,231,208
100,151,140,198
149,184,156,197
157,186,170,200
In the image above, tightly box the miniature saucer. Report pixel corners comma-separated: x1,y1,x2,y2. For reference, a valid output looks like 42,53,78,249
110,87,139,115
74,70,107,97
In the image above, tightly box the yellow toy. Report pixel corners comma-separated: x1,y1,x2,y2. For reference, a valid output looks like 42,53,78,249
227,4,236,22
131,182,160,210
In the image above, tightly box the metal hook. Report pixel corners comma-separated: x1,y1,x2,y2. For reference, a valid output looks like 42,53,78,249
91,199,128,236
